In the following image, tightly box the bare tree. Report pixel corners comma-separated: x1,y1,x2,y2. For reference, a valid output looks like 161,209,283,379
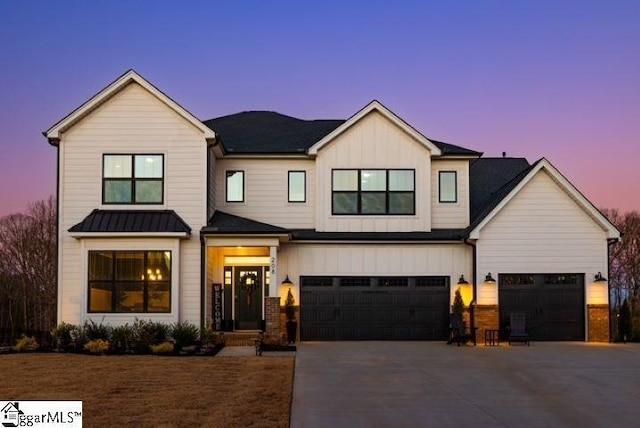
0,196,57,342
603,208,640,312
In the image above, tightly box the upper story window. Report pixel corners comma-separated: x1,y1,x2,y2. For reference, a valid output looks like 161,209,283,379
226,170,244,202
438,171,457,203
332,169,415,215
88,250,171,313
288,171,306,203
103,154,164,204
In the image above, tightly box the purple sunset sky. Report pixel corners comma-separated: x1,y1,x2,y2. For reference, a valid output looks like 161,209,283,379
1,1,638,217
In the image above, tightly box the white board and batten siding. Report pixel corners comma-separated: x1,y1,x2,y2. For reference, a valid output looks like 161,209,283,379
431,160,470,228
475,170,610,305
315,111,433,232
58,82,208,326
214,158,316,229
278,243,472,304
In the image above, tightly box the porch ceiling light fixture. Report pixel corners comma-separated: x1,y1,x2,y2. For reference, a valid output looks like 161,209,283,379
457,275,469,285
281,275,293,286
594,272,607,282
484,273,496,283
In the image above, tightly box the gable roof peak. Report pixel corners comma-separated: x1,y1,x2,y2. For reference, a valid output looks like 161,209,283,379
44,69,215,144
307,100,443,156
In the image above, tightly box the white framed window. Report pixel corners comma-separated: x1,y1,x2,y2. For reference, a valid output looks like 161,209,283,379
88,250,171,313
103,154,164,204
439,171,457,203
288,171,306,202
332,169,415,215
226,170,245,202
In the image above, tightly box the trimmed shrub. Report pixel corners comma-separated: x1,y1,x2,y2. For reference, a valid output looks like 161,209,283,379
452,288,464,315
51,322,84,352
170,322,199,352
84,339,110,354
111,324,133,353
84,319,112,341
151,341,174,355
131,319,169,353
14,335,39,352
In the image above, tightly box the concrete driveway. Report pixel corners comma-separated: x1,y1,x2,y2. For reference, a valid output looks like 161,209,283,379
290,342,640,427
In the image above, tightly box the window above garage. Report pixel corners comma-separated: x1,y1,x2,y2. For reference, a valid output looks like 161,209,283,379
332,169,415,215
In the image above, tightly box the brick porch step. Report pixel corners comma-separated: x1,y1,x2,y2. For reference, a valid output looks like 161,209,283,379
223,331,262,347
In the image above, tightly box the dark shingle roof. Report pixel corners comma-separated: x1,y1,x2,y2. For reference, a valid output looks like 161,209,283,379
203,211,289,234
69,209,191,234
291,229,467,241
430,139,482,157
203,110,480,156
203,111,344,154
468,158,534,226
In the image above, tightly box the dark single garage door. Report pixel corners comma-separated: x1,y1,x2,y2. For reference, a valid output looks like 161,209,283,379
300,276,450,340
499,273,585,341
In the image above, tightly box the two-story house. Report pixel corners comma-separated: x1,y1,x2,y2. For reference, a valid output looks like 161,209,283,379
44,70,619,342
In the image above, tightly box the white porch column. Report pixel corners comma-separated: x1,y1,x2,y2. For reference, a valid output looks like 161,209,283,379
269,246,278,297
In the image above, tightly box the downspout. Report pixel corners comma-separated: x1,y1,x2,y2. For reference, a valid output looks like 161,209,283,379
464,238,477,343
45,134,61,326
200,232,206,330
54,142,60,326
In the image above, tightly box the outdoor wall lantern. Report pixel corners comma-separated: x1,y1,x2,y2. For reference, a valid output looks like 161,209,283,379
484,273,496,283
281,275,293,287
457,275,469,284
594,272,607,282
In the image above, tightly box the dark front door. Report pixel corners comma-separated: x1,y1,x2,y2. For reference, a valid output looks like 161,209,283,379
499,273,585,341
235,266,263,330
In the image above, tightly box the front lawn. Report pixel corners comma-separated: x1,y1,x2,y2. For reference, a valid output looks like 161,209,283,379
1,353,294,427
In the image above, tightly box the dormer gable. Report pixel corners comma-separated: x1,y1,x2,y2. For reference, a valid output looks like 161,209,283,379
308,100,442,156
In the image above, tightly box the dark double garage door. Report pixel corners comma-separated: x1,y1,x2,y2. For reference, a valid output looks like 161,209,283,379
499,273,585,341
300,276,450,340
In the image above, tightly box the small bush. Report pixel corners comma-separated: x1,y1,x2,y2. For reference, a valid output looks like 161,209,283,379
14,335,39,352
51,322,84,352
285,288,296,321
84,319,112,341
84,339,110,354
111,324,133,353
170,322,199,352
131,319,170,353
452,288,464,315
151,341,174,354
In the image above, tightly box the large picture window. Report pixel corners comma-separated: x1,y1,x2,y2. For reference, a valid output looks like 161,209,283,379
288,171,306,202
438,171,457,203
226,170,245,202
88,251,171,313
332,169,415,215
103,154,164,204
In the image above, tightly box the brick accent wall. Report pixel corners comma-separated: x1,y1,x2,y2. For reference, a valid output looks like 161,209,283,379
265,297,281,343
587,304,610,342
475,305,499,344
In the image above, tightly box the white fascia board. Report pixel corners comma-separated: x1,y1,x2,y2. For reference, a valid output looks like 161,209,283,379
307,100,442,156
469,158,621,240
69,232,190,239
44,69,216,142
204,235,285,247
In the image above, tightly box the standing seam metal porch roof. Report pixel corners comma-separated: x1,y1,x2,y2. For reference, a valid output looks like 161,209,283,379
69,209,192,234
